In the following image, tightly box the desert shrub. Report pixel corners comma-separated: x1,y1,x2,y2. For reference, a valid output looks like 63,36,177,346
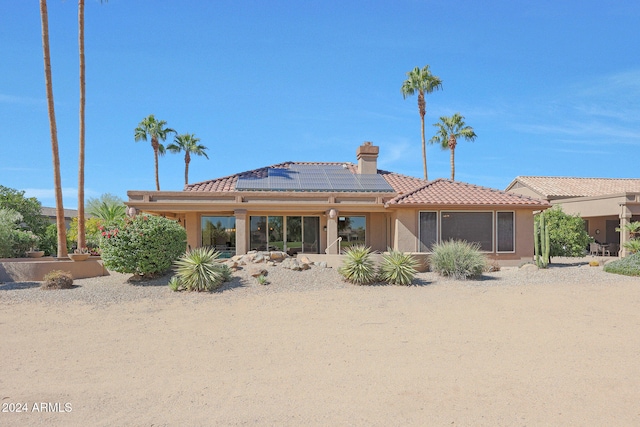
338,245,376,285
538,206,591,257
378,249,418,285
41,270,73,290
173,247,229,291
100,214,186,277
430,240,487,280
256,274,269,285
0,185,49,237
0,208,40,257
485,259,501,272
603,253,640,277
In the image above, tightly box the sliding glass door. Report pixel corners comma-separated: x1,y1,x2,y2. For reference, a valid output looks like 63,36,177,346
250,216,319,254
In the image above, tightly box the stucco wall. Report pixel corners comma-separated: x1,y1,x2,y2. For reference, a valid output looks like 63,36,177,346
368,212,388,252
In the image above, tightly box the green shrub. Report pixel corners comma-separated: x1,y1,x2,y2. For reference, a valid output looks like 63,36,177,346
41,270,73,290
100,214,186,277
338,245,376,285
378,249,418,285
430,240,487,280
603,253,640,277
256,274,269,285
173,247,229,291
0,208,40,258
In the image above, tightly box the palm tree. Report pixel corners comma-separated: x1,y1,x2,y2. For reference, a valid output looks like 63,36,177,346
77,0,86,250
401,65,443,181
39,0,67,258
166,133,209,186
77,0,107,250
429,113,477,181
134,115,175,190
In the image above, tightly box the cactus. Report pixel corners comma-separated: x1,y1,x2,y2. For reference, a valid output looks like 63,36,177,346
534,211,549,268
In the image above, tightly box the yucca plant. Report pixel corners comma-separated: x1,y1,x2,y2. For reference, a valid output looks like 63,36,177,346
378,249,418,285
167,276,182,292
338,245,376,285
430,240,487,280
173,247,227,292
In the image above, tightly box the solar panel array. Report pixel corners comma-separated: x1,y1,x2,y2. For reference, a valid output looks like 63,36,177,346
236,164,394,192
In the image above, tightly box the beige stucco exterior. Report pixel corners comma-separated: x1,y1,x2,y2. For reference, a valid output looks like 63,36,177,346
507,177,640,257
127,144,547,267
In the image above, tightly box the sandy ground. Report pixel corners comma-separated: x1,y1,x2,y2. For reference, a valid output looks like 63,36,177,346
2,271,640,426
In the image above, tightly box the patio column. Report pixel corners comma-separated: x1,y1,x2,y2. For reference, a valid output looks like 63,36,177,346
234,209,247,255
326,208,339,255
184,212,199,250
619,204,631,258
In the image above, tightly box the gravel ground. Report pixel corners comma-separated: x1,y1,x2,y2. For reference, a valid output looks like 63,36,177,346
0,257,636,307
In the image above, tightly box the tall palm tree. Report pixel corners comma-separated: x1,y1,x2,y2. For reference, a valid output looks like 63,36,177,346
401,65,442,181
429,113,477,181
77,0,86,250
134,115,175,191
166,133,209,186
39,0,67,258
77,0,107,250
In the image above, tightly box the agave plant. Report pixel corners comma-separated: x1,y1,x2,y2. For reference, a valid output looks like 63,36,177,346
173,247,228,292
338,245,376,285
378,249,418,285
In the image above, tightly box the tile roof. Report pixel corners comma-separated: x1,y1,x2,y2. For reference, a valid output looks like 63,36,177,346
185,162,427,194
507,176,640,199
386,179,549,207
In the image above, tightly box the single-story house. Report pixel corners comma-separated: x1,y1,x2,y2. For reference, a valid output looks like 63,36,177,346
126,143,549,267
40,207,78,229
506,176,640,256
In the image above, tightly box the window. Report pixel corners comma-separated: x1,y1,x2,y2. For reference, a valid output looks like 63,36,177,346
441,212,493,252
419,212,438,252
338,216,366,249
201,216,236,257
496,212,515,252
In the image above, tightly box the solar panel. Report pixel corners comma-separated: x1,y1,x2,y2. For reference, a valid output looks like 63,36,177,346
236,164,394,192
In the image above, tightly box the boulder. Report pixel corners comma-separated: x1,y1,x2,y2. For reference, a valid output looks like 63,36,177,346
270,251,287,261
249,266,268,277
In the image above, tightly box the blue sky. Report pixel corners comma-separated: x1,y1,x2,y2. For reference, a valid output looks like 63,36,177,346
1,1,639,209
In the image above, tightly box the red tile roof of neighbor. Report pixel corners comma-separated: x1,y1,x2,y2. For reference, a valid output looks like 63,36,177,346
387,179,549,207
185,162,427,194
507,176,640,199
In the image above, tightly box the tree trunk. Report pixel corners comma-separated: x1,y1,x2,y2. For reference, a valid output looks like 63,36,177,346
449,136,456,181
184,152,190,186
40,0,68,258
418,91,427,180
152,137,160,191
77,0,86,250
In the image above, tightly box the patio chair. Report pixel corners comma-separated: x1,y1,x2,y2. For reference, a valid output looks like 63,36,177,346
589,242,601,256
608,243,619,256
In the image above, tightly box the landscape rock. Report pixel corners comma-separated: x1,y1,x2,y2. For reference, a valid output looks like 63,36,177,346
249,267,268,277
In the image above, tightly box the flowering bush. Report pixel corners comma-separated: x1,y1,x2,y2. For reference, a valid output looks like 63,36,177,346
100,214,186,277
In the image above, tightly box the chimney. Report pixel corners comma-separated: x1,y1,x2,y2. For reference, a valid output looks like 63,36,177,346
356,141,379,174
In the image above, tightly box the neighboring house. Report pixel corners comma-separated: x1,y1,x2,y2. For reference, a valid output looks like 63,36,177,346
127,143,549,266
506,176,640,256
40,207,78,229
